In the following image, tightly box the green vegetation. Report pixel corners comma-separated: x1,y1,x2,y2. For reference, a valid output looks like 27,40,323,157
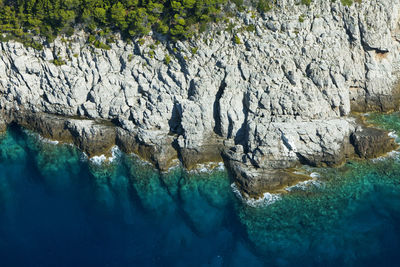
191,47,198,54
341,0,353,6
148,49,155,58
0,0,229,43
88,34,111,49
232,0,245,11
340,0,361,6
0,0,357,50
50,58,66,66
164,53,171,65
93,40,111,50
226,22,236,33
257,0,273,12
245,24,256,32
233,34,241,44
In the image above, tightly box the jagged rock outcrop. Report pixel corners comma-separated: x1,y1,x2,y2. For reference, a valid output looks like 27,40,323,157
0,0,400,196
351,126,398,158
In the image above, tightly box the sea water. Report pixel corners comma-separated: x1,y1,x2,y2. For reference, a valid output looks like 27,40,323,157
1,113,400,266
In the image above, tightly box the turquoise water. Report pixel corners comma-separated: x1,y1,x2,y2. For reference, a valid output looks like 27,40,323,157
1,114,400,266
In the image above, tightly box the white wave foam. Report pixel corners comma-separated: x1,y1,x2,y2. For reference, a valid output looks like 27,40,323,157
39,136,59,145
310,172,321,179
293,170,306,175
80,152,89,162
198,165,209,173
166,163,180,172
161,160,181,173
89,146,120,165
372,150,400,162
388,131,398,139
188,162,226,173
90,154,107,165
110,146,121,161
217,162,225,171
231,183,281,207
162,161,225,174
23,130,60,145
285,179,325,192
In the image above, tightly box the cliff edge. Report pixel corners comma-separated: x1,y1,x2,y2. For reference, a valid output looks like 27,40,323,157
0,0,399,196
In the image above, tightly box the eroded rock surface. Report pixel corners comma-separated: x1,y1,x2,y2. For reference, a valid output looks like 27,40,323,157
351,127,398,158
0,0,400,195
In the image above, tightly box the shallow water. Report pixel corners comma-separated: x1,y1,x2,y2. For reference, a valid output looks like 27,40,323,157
1,114,400,266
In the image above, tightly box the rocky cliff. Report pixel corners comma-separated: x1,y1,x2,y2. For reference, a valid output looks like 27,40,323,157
0,0,399,197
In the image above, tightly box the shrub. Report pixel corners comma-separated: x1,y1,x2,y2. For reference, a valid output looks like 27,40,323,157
164,54,171,65
341,0,353,6
88,35,96,43
149,50,155,58
234,35,241,44
51,58,66,66
257,0,273,12
191,47,198,54
93,40,111,50
246,24,256,32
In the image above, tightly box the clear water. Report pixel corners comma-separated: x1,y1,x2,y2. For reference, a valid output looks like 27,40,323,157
1,113,400,266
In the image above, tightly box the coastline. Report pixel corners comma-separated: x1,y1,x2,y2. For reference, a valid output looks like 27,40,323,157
2,116,400,265
2,110,398,202
1,0,400,197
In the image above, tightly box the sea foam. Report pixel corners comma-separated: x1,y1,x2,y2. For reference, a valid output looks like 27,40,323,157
372,150,400,162
39,136,59,145
89,146,121,165
231,183,281,207
23,129,60,145
189,162,226,174
285,179,325,192
388,131,398,140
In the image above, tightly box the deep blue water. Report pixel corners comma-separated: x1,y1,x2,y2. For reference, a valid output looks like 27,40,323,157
1,113,400,266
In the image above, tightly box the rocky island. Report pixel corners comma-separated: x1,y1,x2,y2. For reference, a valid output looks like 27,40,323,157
0,0,399,198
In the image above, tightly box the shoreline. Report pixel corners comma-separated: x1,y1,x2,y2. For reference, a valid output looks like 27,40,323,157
3,113,398,205
1,0,400,199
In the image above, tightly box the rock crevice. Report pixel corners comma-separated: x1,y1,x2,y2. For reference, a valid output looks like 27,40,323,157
0,0,399,195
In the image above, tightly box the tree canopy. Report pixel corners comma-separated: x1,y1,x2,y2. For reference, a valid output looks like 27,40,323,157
0,0,236,42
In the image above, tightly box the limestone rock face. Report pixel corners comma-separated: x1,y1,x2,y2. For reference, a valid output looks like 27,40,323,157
0,0,400,195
